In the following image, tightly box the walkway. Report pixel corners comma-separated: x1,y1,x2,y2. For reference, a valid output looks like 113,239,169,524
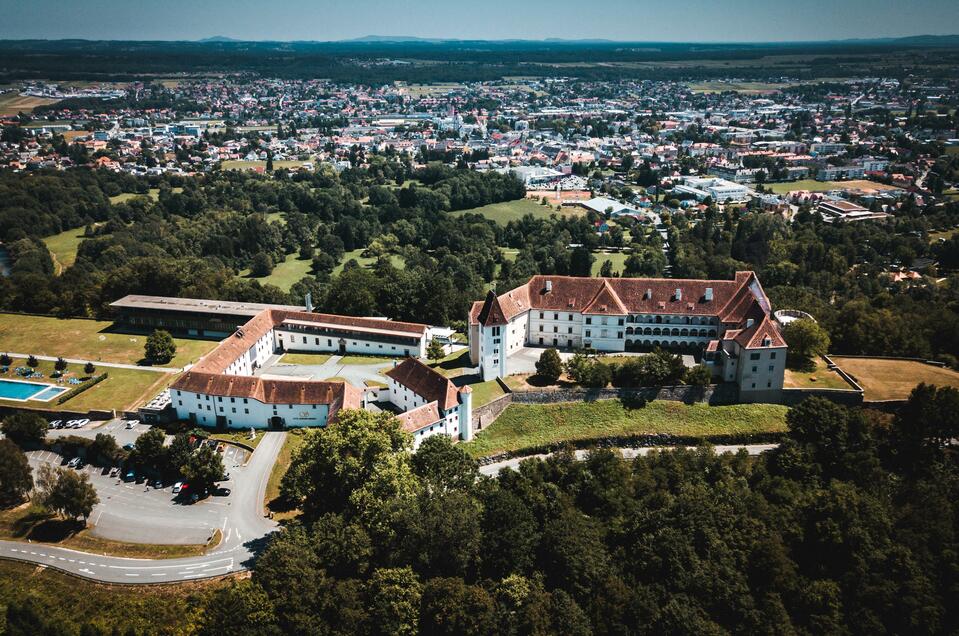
261,354,393,388
478,443,778,476
0,431,285,584
4,352,181,373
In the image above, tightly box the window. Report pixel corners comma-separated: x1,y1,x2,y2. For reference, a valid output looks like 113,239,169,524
553,326,558,333
539,325,543,332
585,330,591,338
618,318,624,326
539,312,544,319
568,327,573,334
768,365,775,372
750,353,760,361
244,408,249,414
770,352,777,360
617,332,623,339
585,317,592,325
315,338,319,345
752,366,758,373
553,313,558,320
568,314,573,321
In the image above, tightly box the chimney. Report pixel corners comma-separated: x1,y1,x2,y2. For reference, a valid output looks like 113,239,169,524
704,287,713,302
675,288,682,301
545,280,553,293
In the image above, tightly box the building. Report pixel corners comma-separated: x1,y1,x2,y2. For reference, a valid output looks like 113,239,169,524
384,358,473,448
817,199,892,223
468,272,787,402
816,165,865,181
168,308,433,429
674,176,751,203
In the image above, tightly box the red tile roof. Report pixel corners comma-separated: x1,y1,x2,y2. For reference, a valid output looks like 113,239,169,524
384,357,460,411
396,401,443,433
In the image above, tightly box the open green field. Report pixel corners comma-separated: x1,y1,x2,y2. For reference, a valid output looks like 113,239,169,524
783,357,852,390
239,254,315,291
41,227,87,273
0,559,220,634
930,227,959,242
109,187,181,205
593,251,630,275
463,399,788,458
452,198,584,225
0,92,60,115
763,179,898,195
831,356,959,401
332,248,405,275
280,351,332,365
688,81,791,94
468,378,507,408
0,313,217,367
221,159,314,171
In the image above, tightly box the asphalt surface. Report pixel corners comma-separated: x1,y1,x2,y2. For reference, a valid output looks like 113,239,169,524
478,444,778,476
261,353,393,388
0,431,285,584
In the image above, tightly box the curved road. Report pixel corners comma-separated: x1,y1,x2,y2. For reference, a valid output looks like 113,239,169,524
0,432,285,584
478,444,778,477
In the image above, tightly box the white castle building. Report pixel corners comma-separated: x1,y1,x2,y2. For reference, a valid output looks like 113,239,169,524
468,272,787,402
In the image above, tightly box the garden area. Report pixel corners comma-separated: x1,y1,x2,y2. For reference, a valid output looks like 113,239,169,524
831,356,959,401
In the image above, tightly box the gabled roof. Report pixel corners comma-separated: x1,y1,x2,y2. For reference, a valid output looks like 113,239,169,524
582,280,629,315
172,372,362,412
476,290,508,326
396,401,443,433
384,357,460,411
732,315,787,349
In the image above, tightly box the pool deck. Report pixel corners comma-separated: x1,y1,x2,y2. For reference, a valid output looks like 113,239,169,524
0,378,69,402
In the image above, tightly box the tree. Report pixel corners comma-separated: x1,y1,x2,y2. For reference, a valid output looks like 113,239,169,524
54,357,67,372
0,353,10,366
411,435,479,494
251,251,275,277
420,577,496,636
167,432,194,478
426,338,446,363
84,361,96,375
535,348,564,384
281,410,417,537
132,426,167,473
88,433,122,467
298,241,314,260
684,364,713,386
366,567,421,636
782,319,830,366
198,581,281,636
266,151,274,173
27,354,38,368
600,260,614,277
1,411,47,446
145,329,177,364
0,438,33,505
43,467,99,522
181,445,225,495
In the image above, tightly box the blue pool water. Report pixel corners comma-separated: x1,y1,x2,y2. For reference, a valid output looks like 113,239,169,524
0,379,67,401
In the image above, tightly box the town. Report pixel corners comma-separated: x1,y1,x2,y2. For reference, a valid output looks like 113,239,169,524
1,29,959,636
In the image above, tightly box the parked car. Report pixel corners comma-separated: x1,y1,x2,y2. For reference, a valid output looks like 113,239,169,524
123,470,136,482
150,478,164,489
125,420,137,429
109,467,119,478
172,481,184,494
122,443,134,451
66,457,81,469
48,420,62,429
213,487,231,497
216,472,231,482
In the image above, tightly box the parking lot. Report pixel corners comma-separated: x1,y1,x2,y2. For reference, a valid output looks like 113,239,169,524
29,421,251,546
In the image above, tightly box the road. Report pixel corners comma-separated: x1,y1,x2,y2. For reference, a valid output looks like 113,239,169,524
0,431,285,584
478,444,778,476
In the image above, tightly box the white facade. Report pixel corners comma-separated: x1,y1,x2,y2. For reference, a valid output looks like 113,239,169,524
172,388,332,429
274,326,426,358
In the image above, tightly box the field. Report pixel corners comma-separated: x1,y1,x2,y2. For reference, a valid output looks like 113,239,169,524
593,251,631,275
783,357,852,390
687,81,792,94
831,357,959,401
451,198,585,225
0,559,221,634
463,400,789,458
280,351,331,365
468,378,507,407
41,227,87,273
0,92,60,115
0,313,217,367
221,159,314,171
400,82,466,97
764,179,899,195
332,248,405,275
239,254,314,291
930,227,959,242
59,366,176,411
109,187,180,205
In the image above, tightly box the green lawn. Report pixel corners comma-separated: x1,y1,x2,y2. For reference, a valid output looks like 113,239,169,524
239,254,315,291
593,251,630,275
266,429,308,520
430,349,473,378
451,198,584,225
469,379,507,407
0,313,216,367
280,351,332,365
783,357,852,390
0,559,219,634
763,179,844,194
463,400,788,457
333,248,405,275
0,359,173,412
108,187,179,205
42,227,89,273
222,159,314,171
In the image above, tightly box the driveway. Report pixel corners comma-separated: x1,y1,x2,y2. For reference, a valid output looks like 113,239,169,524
0,432,285,583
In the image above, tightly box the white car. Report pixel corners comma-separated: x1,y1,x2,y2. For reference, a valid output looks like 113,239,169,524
172,481,184,494
124,420,137,429
67,457,81,469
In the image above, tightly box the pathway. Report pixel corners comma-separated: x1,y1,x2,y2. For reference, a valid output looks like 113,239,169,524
4,352,181,373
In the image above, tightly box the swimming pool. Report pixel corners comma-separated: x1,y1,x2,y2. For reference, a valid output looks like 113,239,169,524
0,379,68,402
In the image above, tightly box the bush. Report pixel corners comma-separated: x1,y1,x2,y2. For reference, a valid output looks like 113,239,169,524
0,352,11,366
54,357,67,372
1,411,47,445
535,349,563,384
251,252,274,277
27,355,39,368
684,364,713,386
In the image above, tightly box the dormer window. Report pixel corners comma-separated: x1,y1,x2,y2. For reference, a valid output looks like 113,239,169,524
644,288,652,300
674,288,682,301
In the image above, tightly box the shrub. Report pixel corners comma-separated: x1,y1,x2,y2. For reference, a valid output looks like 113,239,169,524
535,349,564,384
145,329,177,365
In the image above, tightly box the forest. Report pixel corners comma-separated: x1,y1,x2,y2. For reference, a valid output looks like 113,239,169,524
2,160,959,363
10,387,957,635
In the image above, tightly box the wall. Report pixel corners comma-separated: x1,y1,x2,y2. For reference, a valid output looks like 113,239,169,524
171,388,330,429
472,393,513,430
275,328,420,358
510,383,740,406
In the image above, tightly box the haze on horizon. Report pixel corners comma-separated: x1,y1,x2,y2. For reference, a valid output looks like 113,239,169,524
1,0,958,43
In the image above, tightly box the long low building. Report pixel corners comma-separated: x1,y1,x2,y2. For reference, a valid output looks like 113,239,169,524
169,308,432,429
468,272,787,402
110,295,305,338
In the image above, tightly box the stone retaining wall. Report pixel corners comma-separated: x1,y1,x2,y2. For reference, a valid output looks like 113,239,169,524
472,394,512,431
510,383,739,406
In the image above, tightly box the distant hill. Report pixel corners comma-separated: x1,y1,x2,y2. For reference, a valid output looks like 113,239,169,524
199,36,242,43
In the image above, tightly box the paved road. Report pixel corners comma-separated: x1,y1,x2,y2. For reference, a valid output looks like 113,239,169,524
0,431,285,584
5,352,181,373
478,444,778,476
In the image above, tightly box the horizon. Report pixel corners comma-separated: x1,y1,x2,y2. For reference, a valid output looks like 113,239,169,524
2,0,959,43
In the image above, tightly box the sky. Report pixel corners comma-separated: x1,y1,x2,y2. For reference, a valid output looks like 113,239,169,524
1,0,957,43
